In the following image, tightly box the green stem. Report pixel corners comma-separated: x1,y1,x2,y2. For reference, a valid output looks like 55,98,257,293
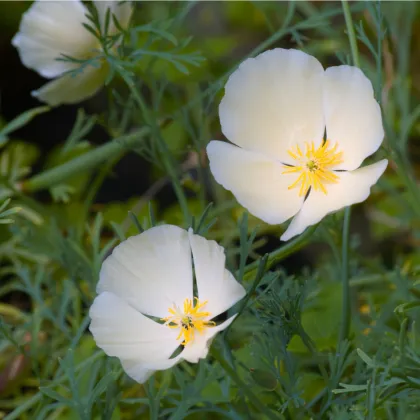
227,255,269,334
21,128,150,193
349,272,394,287
210,347,279,420
374,384,409,409
394,153,420,218
119,72,191,225
337,0,359,345
242,224,317,280
375,0,383,103
77,152,124,239
157,137,191,225
341,0,360,67
338,206,352,344
299,327,329,383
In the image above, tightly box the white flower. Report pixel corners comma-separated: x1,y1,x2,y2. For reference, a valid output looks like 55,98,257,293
89,225,246,383
12,1,132,106
207,49,388,241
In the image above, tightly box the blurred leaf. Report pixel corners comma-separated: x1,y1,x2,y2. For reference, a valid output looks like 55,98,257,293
250,368,278,391
0,107,49,147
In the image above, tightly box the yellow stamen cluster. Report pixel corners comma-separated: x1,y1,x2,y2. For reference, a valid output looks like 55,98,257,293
162,298,215,346
282,140,343,196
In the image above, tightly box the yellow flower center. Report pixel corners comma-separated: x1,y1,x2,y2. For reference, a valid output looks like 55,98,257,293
162,298,215,346
282,140,344,196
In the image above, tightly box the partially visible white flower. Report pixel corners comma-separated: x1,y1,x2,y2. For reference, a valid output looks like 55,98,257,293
89,225,246,384
207,48,388,241
12,1,132,106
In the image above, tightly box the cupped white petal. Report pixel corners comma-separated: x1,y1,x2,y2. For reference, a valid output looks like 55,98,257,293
323,66,384,171
89,292,180,361
182,316,236,363
12,1,97,79
219,48,325,163
120,350,183,384
31,61,109,106
281,159,388,241
94,1,133,33
188,229,245,317
117,316,237,383
207,141,304,225
119,360,156,384
97,225,193,319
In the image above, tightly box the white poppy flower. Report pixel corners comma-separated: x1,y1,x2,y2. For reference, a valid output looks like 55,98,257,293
89,225,246,384
12,1,132,106
207,49,388,241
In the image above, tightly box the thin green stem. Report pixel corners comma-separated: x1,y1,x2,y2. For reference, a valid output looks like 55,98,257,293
21,128,150,193
398,317,409,368
119,72,191,225
157,138,191,225
242,224,317,280
227,255,269,334
210,347,279,420
349,272,394,287
375,1,383,103
341,0,360,67
77,152,124,239
338,206,352,344
394,153,420,218
299,327,330,383
337,0,359,345
374,384,409,409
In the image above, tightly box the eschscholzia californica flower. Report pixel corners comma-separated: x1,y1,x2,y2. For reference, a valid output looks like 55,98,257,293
89,225,246,383
12,1,132,106
207,48,387,241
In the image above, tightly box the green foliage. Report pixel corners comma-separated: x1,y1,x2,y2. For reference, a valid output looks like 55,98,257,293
1,1,420,419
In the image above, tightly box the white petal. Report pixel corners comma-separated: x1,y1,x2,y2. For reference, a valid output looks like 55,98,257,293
94,1,133,33
219,48,325,163
141,315,237,367
89,292,179,361
119,316,237,383
97,225,193,319
182,316,236,363
207,141,304,225
188,229,245,317
119,360,155,384
281,159,388,241
12,0,97,78
32,62,108,106
323,66,384,171
120,354,181,384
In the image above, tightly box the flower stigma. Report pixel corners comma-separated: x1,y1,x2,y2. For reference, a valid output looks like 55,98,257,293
162,298,215,346
282,140,344,196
